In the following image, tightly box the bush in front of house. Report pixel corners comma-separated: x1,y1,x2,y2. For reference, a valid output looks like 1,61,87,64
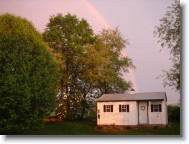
168,105,180,122
0,14,59,133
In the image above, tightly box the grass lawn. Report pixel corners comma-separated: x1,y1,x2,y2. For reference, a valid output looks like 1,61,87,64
17,120,180,135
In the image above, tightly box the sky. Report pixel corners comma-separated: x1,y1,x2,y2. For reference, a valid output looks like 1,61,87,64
0,0,180,104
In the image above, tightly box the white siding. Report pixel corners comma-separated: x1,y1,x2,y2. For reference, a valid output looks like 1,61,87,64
149,101,168,125
148,101,151,124
97,101,138,125
97,99,168,126
162,100,168,124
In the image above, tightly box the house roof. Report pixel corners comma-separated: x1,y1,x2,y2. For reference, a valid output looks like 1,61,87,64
97,92,167,102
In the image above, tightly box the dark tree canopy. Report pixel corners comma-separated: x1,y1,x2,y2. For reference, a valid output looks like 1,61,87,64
0,14,59,132
154,0,180,91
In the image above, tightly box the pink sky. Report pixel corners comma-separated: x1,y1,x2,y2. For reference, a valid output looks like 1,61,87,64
0,0,180,104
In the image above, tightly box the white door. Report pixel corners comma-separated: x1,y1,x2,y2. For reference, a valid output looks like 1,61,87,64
139,102,148,124
152,113,162,124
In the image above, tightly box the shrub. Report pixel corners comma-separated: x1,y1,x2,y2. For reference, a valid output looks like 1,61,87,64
168,105,180,122
0,14,59,133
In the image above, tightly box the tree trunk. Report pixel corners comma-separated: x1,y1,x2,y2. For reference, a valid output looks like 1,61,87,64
81,89,87,120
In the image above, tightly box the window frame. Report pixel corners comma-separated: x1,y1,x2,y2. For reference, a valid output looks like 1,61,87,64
119,104,129,112
106,105,111,112
151,104,162,112
103,105,113,112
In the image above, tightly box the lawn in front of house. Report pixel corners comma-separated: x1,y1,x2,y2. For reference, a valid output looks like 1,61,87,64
17,120,180,135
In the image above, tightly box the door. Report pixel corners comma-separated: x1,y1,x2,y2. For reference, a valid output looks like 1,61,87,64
151,103,162,124
139,102,148,124
154,113,162,124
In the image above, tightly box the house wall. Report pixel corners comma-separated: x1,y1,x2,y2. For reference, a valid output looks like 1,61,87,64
97,101,138,125
97,100,168,126
148,100,168,125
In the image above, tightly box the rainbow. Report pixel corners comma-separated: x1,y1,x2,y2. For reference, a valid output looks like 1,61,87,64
82,0,138,91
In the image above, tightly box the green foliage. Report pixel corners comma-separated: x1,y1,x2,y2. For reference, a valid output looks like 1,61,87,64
97,28,134,94
161,63,180,91
0,14,59,132
154,0,180,91
43,13,96,120
43,13,134,121
168,105,180,122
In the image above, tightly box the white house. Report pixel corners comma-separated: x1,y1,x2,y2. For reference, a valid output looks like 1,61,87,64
97,92,168,126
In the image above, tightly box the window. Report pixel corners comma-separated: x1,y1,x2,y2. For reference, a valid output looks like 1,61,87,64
103,105,113,112
151,104,162,112
119,105,129,112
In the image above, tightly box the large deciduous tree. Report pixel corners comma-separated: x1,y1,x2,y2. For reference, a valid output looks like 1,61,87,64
154,0,180,91
43,13,134,120
77,40,111,119
0,14,59,133
43,13,96,120
97,28,134,94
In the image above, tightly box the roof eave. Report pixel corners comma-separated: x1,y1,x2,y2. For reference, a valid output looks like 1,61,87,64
97,99,165,102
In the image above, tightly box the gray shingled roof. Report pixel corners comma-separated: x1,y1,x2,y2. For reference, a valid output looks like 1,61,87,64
97,92,167,102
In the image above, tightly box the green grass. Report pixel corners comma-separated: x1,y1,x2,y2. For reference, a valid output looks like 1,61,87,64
18,120,180,135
